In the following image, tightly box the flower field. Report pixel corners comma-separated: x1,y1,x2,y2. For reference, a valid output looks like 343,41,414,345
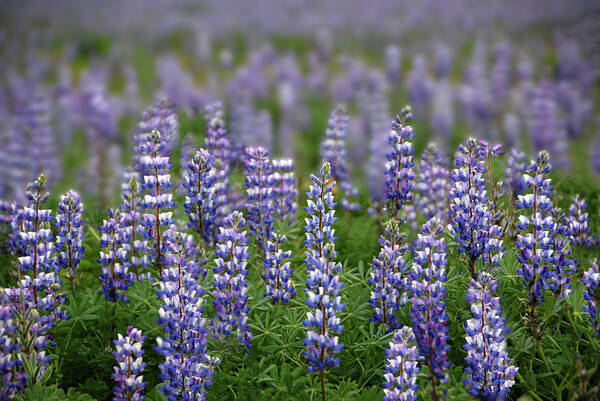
0,1,599,401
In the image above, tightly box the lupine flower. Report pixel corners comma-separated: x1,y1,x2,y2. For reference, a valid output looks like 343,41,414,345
271,159,297,223
505,149,527,199
133,100,179,171
478,140,503,216
55,190,85,286
409,217,450,395
384,106,415,219
369,219,408,332
0,287,48,396
303,163,345,378
244,147,275,251
178,133,198,195
503,113,520,150
515,151,554,339
566,195,598,248
17,175,67,323
448,138,504,277
0,201,17,254
119,170,151,281
205,102,233,230
430,80,454,152
385,45,401,85
320,105,361,211
112,326,146,401
183,149,216,245
414,143,449,223
365,85,392,207
263,232,296,303
491,41,512,106
464,272,517,401
582,259,600,335
549,207,576,298
156,231,218,399
407,55,433,113
99,209,133,302
140,129,176,276
382,326,420,401
0,292,25,398
212,211,252,349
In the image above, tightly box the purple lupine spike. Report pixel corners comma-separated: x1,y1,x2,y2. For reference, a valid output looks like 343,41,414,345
55,190,85,288
0,287,48,396
566,195,598,248
464,272,517,401
302,162,345,394
409,217,450,398
112,326,146,401
205,102,232,231
582,259,600,335
382,326,420,401
503,113,520,150
2,121,30,203
0,290,26,398
320,105,361,211
384,106,415,220
515,151,554,340
271,159,297,223
491,41,512,106
212,211,252,349
430,80,454,152
17,175,66,316
178,133,198,195
27,89,61,186
244,147,275,251
556,81,592,140
263,231,296,303
528,82,570,171
119,170,151,282
98,209,133,303
133,100,179,172
156,230,219,399
414,143,449,224
0,201,17,254
139,130,176,277
549,207,576,298
183,149,216,246
407,55,433,114
385,45,401,85
368,219,408,332
434,44,452,80
448,138,504,277
505,149,527,199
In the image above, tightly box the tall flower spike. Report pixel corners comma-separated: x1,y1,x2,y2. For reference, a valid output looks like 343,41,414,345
183,149,216,246
98,209,133,303
448,138,504,278
244,147,275,251
112,326,146,401
205,102,233,231
384,106,415,219
271,159,297,223
409,217,450,399
566,195,598,248
140,129,176,276
120,170,151,282
133,100,179,172
505,149,527,199
17,174,66,322
320,105,361,211
55,190,85,288
549,207,576,299
156,231,218,400
582,259,600,335
0,290,26,398
382,326,420,401
212,211,252,349
302,162,345,399
515,151,554,340
263,231,296,303
414,143,449,223
368,219,409,332
464,272,518,401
